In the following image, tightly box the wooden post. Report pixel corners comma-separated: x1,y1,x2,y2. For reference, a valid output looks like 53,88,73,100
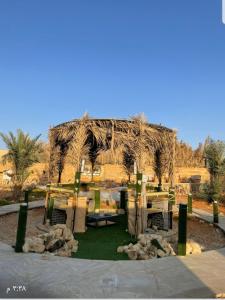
74,196,87,233
15,203,28,252
66,197,76,230
43,184,50,224
74,171,81,196
178,204,187,256
127,195,136,235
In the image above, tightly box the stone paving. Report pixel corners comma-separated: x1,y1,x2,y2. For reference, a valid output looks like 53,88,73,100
0,200,44,216
1,202,225,297
0,241,225,298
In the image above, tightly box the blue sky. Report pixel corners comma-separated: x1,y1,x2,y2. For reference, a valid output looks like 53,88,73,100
0,0,224,149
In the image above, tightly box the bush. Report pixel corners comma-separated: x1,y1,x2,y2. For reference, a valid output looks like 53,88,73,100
0,199,11,206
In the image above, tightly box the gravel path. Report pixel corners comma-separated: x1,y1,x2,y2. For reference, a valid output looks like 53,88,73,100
0,208,45,246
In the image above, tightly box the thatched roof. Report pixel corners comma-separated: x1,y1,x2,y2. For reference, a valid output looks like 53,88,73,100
52,118,173,132
49,116,176,184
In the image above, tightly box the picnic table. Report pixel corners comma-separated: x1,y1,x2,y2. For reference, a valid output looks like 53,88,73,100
86,213,119,228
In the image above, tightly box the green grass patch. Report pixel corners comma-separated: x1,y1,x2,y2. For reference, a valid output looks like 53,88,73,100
73,215,136,260
0,199,11,206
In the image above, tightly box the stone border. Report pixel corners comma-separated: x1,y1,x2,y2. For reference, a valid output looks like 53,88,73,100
0,200,44,216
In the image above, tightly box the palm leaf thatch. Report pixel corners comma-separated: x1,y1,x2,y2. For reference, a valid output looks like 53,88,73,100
49,115,176,185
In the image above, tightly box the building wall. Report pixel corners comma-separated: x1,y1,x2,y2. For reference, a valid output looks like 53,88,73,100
61,163,210,184
0,160,210,186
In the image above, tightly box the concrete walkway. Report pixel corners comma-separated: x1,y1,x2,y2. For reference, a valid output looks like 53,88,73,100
0,200,44,216
193,208,225,233
0,242,225,298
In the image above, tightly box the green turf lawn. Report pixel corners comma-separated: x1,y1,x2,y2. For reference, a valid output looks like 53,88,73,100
73,215,136,260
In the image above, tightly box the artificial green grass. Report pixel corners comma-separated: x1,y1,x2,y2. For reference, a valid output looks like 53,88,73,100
73,215,136,260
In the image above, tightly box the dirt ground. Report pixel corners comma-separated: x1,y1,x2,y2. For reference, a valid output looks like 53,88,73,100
176,195,225,215
0,208,44,246
173,216,225,252
0,208,225,253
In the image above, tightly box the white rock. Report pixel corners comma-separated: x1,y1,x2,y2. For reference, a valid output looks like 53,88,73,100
66,239,78,250
72,245,78,253
186,240,202,255
45,238,60,251
53,228,63,239
117,246,124,253
63,227,74,241
157,249,167,257
56,249,72,257
23,237,45,253
149,234,163,241
138,234,145,240
52,224,67,230
139,238,147,246
127,250,138,260
123,246,129,253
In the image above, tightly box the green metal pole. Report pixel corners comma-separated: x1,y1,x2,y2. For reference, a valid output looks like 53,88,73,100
187,193,192,214
120,189,128,210
213,200,219,223
168,201,173,230
24,190,29,207
169,188,176,205
178,204,187,256
94,189,100,211
15,203,28,252
47,196,54,220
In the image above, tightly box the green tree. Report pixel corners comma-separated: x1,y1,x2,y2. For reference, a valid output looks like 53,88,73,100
0,129,42,200
204,138,225,202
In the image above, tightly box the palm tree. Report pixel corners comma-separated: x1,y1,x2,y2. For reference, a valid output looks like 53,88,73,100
0,129,42,201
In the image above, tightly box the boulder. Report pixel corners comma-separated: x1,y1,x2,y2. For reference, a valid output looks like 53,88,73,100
123,246,129,253
62,227,74,241
46,239,65,252
117,232,175,261
66,239,78,250
117,246,124,253
157,249,167,258
127,250,138,260
52,224,67,230
186,240,202,255
56,247,72,257
71,245,78,253
54,228,63,239
23,237,45,253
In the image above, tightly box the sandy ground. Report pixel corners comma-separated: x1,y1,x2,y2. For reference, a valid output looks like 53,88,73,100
173,216,225,252
0,208,44,246
0,208,225,254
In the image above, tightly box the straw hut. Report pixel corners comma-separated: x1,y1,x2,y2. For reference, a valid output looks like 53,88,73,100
49,116,176,186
